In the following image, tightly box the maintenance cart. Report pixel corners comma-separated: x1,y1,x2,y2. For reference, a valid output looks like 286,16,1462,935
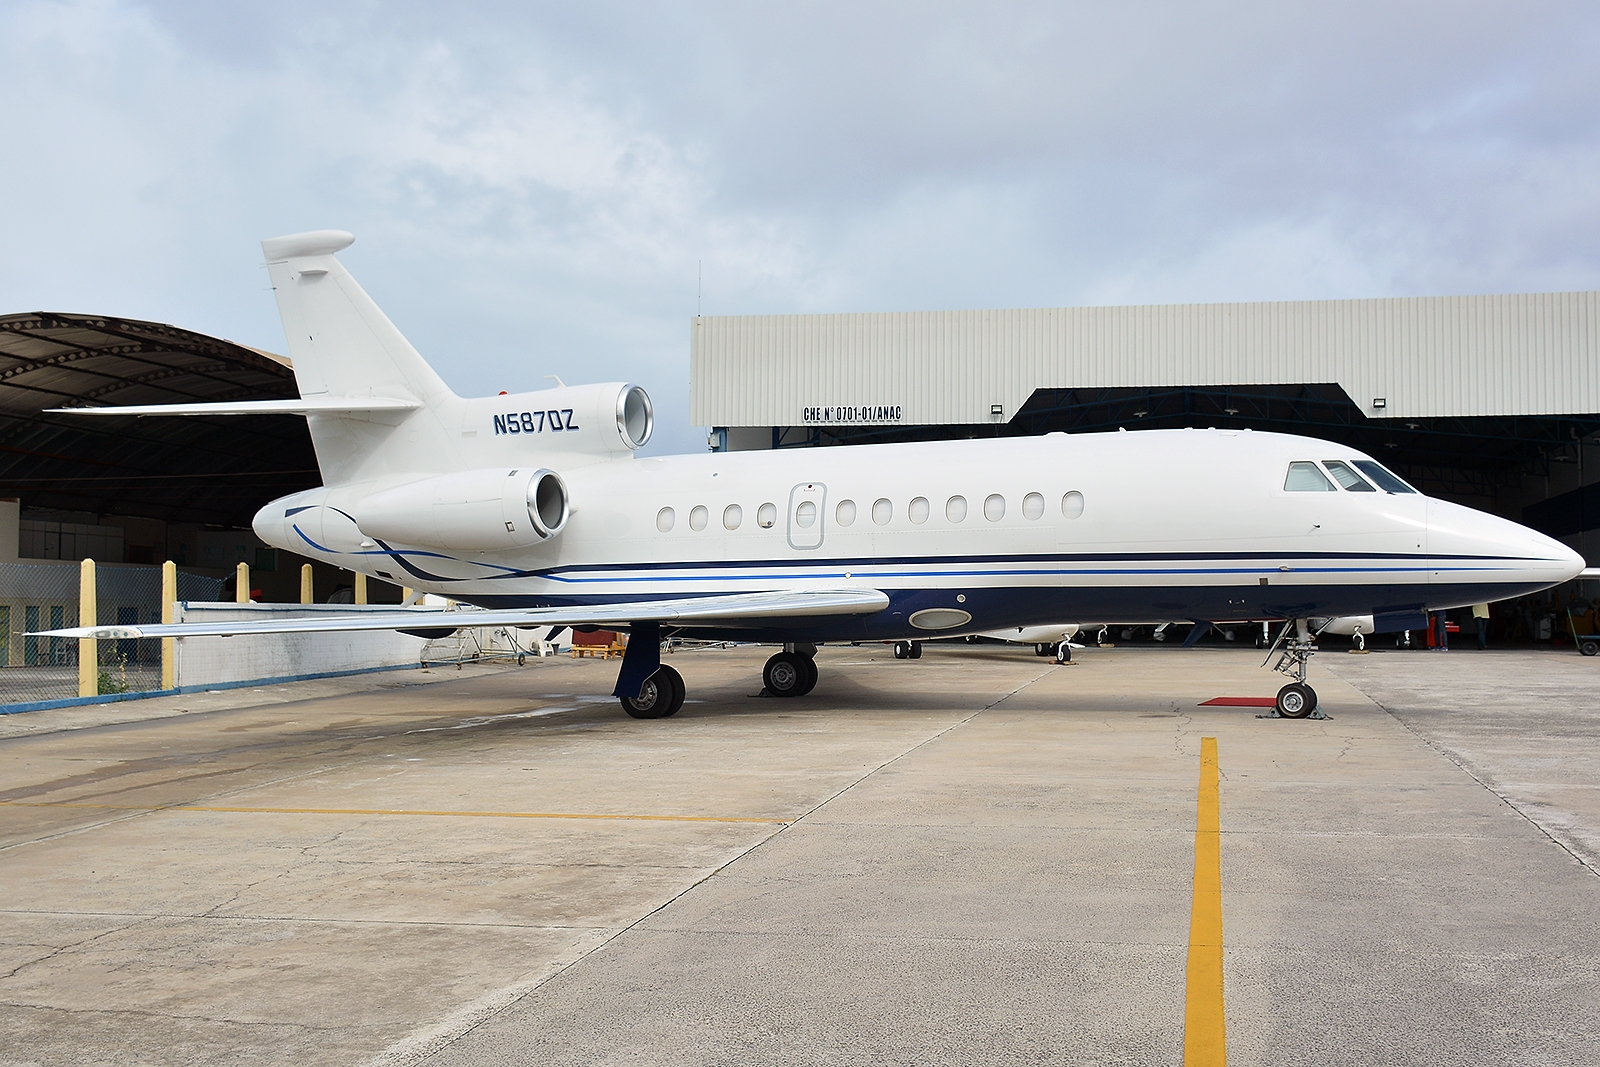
1567,610,1600,657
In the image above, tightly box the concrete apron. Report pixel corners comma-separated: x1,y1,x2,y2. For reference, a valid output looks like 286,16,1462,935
0,645,1595,1066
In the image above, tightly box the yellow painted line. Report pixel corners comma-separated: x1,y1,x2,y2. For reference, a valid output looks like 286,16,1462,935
1184,736,1226,1065
0,801,788,825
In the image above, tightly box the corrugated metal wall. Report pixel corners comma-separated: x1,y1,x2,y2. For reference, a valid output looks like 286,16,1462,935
690,291,1600,427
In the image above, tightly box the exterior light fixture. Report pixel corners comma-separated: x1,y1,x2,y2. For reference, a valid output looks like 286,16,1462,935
990,404,1004,419
1372,397,1387,409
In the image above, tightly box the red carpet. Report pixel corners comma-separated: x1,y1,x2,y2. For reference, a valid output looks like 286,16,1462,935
1198,696,1278,707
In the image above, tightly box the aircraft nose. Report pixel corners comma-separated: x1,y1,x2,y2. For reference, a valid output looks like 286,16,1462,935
1426,498,1585,593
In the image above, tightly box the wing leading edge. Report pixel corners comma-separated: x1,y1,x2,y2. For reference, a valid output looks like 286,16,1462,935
32,588,892,640
45,398,421,417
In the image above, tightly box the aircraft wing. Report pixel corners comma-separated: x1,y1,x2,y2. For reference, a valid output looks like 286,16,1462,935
32,588,892,640
45,397,421,417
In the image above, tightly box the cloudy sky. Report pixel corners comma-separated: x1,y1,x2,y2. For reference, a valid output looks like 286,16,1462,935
3,1,1598,453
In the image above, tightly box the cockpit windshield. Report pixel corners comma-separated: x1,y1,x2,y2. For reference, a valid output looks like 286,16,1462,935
1352,459,1418,494
1323,461,1376,492
1284,461,1336,492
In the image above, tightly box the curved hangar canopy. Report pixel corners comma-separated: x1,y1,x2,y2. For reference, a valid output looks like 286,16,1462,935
0,312,318,527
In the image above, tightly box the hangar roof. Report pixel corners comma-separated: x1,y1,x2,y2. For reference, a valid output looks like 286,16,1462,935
0,312,319,528
691,290,1600,429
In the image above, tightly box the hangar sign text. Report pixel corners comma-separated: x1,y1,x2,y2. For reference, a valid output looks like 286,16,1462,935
801,404,903,425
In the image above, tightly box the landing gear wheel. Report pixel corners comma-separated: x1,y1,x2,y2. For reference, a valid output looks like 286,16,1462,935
1275,682,1316,719
909,641,923,660
1055,642,1071,663
893,641,911,659
764,652,809,697
1582,641,1598,657
796,655,819,695
621,664,685,719
1035,643,1049,657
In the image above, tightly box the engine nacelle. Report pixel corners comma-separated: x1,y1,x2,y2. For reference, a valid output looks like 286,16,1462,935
353,467,570,552
468,382,653,455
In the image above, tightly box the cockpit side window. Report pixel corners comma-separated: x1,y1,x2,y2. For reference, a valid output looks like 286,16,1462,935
1352,460,1418,494
1284,461,1336,492
1323,460,1377,492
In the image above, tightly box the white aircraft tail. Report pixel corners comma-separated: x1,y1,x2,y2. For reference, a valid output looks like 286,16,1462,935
261,231,463,485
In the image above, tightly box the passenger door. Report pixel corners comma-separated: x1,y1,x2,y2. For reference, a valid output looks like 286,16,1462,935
787,482,826,551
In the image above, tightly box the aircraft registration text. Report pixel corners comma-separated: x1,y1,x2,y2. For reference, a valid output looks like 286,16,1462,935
494,410,578,435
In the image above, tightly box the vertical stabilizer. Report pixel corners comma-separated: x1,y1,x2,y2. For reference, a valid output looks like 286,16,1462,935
261,231,464,485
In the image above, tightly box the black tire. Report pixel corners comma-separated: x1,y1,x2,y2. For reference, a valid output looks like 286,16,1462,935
796,656,819,695
1056,643,1071,663
893,641,910,659
764,652,808,697
621,665,683,719
1276,682,1314,719
1582,641,1599,657
909,641,923,660
1035,643,1048,657
661,663,686,715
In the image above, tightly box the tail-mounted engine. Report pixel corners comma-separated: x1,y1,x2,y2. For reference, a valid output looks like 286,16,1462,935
473,382,653,455
353,467,570,552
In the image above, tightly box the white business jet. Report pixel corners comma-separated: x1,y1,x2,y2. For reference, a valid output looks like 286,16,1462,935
40,231,1585,719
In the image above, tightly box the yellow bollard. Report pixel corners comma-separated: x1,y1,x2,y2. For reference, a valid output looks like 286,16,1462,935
78,558,97,698
161,560,176,691
236,561,250,604
301,563,314,605
354,572,368,605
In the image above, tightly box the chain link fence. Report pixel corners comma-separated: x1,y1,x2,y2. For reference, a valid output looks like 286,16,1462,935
1,561,223,709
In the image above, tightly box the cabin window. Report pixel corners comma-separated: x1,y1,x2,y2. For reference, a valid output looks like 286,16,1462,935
723,504,743,530
1022,492,1045,520
656,507,675,533
1284,461,1336,492
984,494,1006,521
872,498,893,525
689,505,709,531
946,495,967,522
757,502,777,528
1353,460,1417,494
836,499,857,526
796,501,817,528
1061,491,1084,519
1322,461,1376,492
908,497,930,524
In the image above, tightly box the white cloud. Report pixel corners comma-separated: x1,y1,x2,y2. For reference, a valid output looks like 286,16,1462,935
2,0,1599,456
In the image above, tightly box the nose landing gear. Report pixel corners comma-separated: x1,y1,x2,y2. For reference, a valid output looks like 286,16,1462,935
1263,619,1329,720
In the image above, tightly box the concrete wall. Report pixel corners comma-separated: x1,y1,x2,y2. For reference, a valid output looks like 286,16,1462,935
168,603,553,689
172,603,430,688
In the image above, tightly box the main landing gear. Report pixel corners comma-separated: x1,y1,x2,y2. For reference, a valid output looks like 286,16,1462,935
1262,619,1328,720
763,650,817,697
763,643,819,698
1034,642,1072,663
620,663,685,719
892,640,922,660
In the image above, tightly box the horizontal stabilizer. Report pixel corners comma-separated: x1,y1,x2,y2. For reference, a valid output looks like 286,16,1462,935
1581,568,1600,579
31,588,892,640
47,397,421,417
